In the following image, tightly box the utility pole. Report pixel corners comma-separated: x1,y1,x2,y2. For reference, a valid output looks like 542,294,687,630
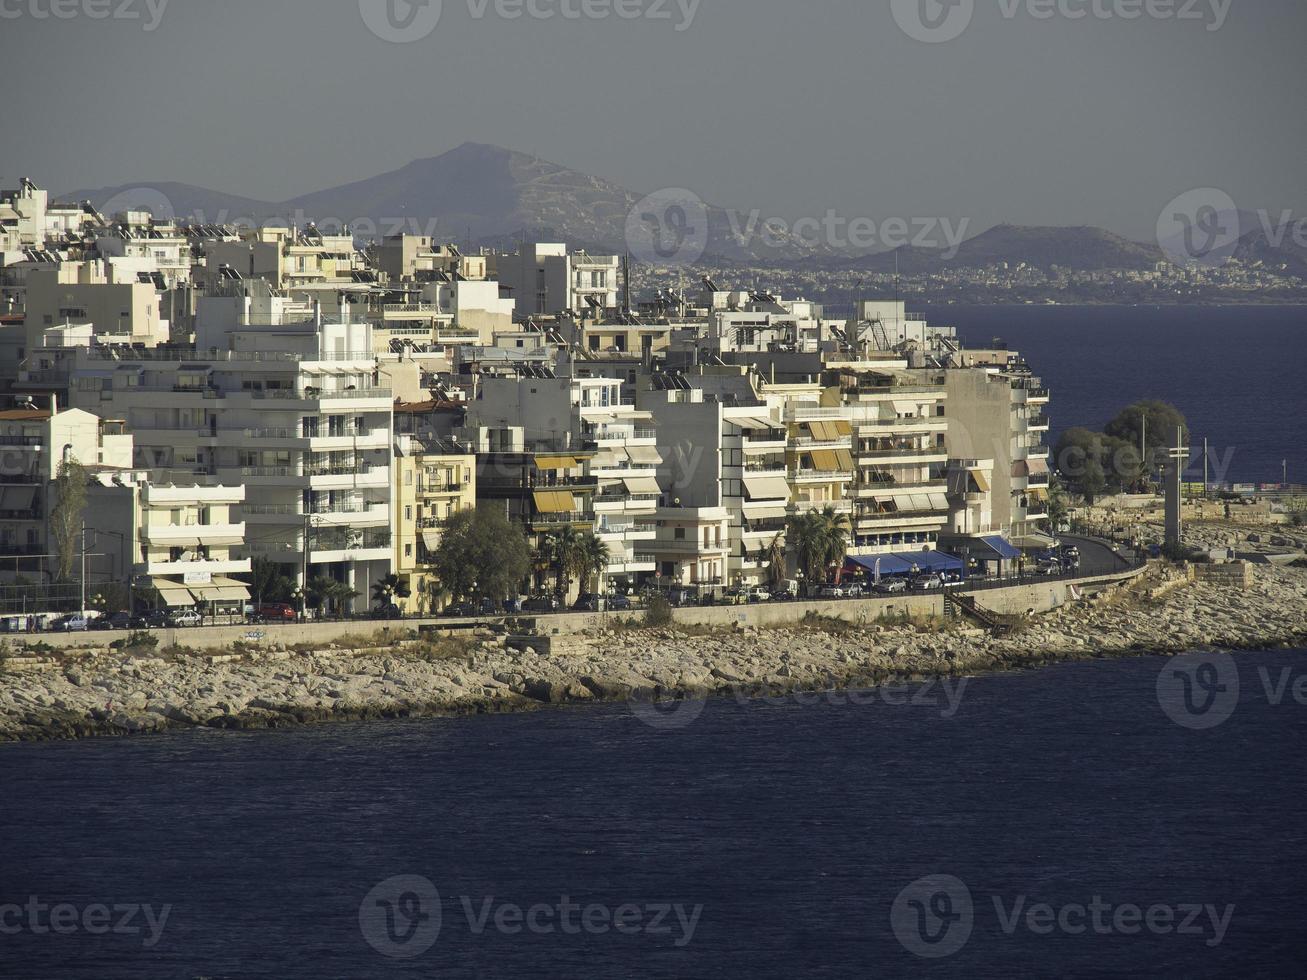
1203,437,1209,497
80,520,87,616
302,511,312,621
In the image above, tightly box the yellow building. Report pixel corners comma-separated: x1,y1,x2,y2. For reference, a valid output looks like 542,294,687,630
392,428,476,614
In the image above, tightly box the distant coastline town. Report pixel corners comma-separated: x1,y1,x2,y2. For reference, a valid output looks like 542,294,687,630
0,177,1300,626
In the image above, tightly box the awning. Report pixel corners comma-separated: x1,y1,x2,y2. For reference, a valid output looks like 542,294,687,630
1012,460,1030,479
929,492,950,511
191,577,251,603
1014,532,1058,551
744,505,788,521
151,580,195,607
835,449,855,472
421,528,442,551
592,450,623,468
804,420,833,440
980,536,1022,560
533,490,576,514
892,400,919,416
1028,488,1049,502
969,468,992,492
535,456,578,471
809,449,840,471
623,476,661,496
733,415,774,431
831,419,853,436
627,445,663,466
845,552,958,576
1028,456,1050,477
744,475,790,501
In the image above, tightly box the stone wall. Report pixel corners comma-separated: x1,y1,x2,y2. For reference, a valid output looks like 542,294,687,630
1195,561,1253,590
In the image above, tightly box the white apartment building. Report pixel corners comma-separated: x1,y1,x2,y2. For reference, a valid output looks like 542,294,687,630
62,303,394,610
22,261,170,352
494,244,620,318
468,369,658,589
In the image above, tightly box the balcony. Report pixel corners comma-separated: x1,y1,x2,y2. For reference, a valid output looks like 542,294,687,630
141,522,246,546
136,557,251,578
791,469,855,484
791,436,853,450
858,446,949,462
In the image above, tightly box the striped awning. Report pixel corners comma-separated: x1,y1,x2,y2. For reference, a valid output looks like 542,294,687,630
1028,456,1050,476
533,490,576,514
969,468,992,492
535,456,578,471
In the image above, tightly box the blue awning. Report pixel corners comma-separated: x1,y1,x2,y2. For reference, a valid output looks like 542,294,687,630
917,551,965,573
979,535,1022,560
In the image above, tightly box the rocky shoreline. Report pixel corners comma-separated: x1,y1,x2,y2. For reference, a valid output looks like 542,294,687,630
2,562,1305,743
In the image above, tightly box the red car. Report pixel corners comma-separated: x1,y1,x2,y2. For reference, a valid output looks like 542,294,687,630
252,603,297,622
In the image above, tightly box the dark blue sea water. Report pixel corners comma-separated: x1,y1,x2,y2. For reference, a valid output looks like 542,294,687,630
921,305,1307,485
3,651,1306,979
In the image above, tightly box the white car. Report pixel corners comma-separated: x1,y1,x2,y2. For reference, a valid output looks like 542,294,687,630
874,579,909,595
818,585,846,598
746,587,772,603
910,574,944,591
171,609,204,628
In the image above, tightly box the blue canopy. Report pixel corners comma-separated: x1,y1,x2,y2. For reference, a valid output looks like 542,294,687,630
979,535,1022,560
916,551,965,573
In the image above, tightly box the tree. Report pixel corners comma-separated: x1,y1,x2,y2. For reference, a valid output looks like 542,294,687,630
576,533,610,594
543,526,585,597
786,507,850,586
371,573,412,609
1105,400,1189,454
765,532,787,587
245,557,293,607
431,506,531,601
1047,475,1071,531
49,458,88,582
307,576,359,618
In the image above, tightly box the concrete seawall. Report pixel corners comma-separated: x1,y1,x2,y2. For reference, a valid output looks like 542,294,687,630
5,569,1145,655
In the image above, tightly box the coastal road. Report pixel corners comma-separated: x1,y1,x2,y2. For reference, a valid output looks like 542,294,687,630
1062,534,1133,576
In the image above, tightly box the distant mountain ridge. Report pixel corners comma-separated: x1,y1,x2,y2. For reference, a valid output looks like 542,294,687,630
58,143,1304,273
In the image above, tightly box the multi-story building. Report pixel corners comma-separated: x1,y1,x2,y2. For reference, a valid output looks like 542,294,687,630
60,305,394,611
392,414,476,613
22,261,170,351
466,369,658,592
494,244,620,318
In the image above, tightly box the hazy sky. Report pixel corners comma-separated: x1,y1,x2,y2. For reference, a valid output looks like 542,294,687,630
1,0,1302,240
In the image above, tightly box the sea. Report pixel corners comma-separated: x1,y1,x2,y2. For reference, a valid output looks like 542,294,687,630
3,650,1306,978
919,304,1307,486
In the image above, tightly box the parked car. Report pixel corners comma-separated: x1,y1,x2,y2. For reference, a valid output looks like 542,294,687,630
251,603,297,623
720,588,747,606
171,610,204,628
479,598,502,616
502,597,524,614
1036,560,1063,576
94,611,149,631
910,574,944,592
844,583,866,598
818,585,846,599
52,614,90,632
573,593,604,612
874,579,909,594
666,590,695,608
525,595,561,613
442,601,477,618
747,587,772,603
143,609,174,628
607,594,633,612
371,603,403,620
771,579,799,601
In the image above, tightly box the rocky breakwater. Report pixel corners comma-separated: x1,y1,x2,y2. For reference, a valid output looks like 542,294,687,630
2,564,1305,742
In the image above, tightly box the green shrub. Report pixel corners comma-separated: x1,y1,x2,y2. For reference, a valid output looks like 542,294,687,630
644,594,673,628
111,631,159,651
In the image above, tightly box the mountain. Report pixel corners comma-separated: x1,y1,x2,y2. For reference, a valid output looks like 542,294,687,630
57,143,851,263
58,149,1303,274
823,224,1168,274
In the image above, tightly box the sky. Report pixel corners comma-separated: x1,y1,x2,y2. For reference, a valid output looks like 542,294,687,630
1,0,1303,241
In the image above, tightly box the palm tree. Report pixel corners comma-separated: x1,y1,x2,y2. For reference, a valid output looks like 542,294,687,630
577,533,610,595
765,531,788,587
543,526,585,597
371,573,412,610
817,506,851,584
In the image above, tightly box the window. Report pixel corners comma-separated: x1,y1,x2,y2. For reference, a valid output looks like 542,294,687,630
405,544,413,558
404,506,412,520
674,527,686,540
